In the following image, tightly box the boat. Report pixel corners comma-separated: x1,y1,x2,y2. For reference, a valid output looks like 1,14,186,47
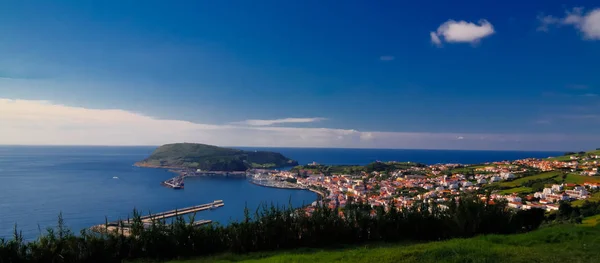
112,176,119,179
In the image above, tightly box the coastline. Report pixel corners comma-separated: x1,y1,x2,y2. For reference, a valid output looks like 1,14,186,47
248,178,326,199
136,160,323,199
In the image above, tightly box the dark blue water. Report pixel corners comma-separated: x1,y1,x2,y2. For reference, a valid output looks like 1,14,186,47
0,146,562,239
237,147,564,166
0,146,317,240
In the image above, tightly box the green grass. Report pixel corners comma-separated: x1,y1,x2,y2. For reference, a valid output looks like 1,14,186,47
573,192,600,207
583,215,600,227
547,155,576,162
137,143,297,170
547,150,600,162
497,187,533,195
565,174,600,184
498,171,563,188
164,224,600,263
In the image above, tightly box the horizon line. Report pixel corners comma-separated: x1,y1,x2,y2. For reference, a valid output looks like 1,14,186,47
0,144,572,153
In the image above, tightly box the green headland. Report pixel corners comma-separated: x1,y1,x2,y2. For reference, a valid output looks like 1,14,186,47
135,143,298,171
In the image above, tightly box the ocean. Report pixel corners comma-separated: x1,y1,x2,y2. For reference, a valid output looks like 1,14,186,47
0,146,563,239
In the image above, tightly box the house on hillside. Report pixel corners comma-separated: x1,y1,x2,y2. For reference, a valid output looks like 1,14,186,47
508,202,522,209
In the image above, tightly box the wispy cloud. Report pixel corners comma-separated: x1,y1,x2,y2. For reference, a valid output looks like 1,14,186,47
430,32,442,47
231,117,327,126
379,56,395,61
566,84,589,90
430,19,495,47
1,98,598,151
534,119,552,125
538,7,600,40
558,114,600,121
541,90,597,98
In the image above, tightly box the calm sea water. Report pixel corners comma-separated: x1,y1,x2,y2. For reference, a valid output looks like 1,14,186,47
237,147,564,166
0,146,562,239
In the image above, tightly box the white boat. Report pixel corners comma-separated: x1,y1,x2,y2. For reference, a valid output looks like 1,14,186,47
112,176,119,179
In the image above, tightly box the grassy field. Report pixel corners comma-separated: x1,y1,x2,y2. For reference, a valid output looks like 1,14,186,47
583,214,600,227
165,224,600,263
547,150,600,162
547,155,576,162
498,171,562,188
495,172,599,197
565,174,600,184
497,186,533,195
573,192,600,207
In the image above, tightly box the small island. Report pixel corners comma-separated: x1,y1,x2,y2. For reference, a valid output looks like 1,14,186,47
135,143,299,171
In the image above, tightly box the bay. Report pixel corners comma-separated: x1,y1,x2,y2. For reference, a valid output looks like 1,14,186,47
0,146,562,239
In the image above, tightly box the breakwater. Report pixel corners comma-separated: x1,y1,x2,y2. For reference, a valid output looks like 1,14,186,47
91,200,224,236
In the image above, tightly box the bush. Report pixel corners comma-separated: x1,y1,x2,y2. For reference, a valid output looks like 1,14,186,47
0,195,554,262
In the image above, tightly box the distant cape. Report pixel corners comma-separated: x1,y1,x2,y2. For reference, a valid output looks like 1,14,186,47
135,143,298,171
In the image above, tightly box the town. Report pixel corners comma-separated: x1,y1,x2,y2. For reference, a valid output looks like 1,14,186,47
249,150,600,214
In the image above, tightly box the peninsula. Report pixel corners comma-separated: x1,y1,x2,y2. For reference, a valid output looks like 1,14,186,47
135,143,298,171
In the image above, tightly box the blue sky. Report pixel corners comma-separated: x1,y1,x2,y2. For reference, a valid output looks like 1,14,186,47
1,1,600,150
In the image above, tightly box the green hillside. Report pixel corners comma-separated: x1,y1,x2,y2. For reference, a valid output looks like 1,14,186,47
547,149,600,162
135,143,298,171
167,224,600,263
291,162,426,176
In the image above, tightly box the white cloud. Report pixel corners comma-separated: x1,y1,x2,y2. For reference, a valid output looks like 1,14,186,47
430,19,495,46
379,55,395,61
430,32,442,47
538,7,600,40
231,117,326,126
537,14,560,32
0,98,598,151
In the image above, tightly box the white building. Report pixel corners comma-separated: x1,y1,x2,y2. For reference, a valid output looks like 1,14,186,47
565,187,588,199
534,192,545,199
551,184,564,192
490,176,501,183
506,196,522,203
500,172,515,180
508,202,522,209
545,204,559,211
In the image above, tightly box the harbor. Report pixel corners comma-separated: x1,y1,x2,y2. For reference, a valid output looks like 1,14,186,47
91,200,224,236
161,170,248,189
162,174,185,189
248,174,326,199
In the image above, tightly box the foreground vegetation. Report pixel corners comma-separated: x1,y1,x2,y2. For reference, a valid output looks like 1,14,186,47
167,223,600,263
0,195,548,262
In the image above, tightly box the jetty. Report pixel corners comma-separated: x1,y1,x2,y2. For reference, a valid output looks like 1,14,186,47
92,200,224,236
162,174,185,189
137,200,224,223
162,170,247,189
